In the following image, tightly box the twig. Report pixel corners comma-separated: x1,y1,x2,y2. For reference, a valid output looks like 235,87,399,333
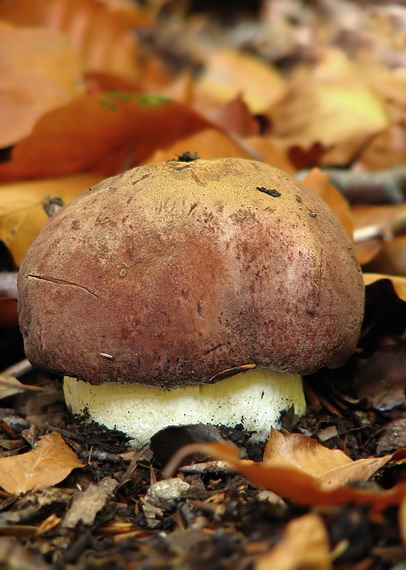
297,165,406,204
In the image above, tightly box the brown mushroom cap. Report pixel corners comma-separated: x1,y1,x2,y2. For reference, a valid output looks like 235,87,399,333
18,158,364,387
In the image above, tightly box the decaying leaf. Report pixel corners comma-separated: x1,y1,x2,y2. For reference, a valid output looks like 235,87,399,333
0,374,43,399
0,433,83,494
254,513,331,570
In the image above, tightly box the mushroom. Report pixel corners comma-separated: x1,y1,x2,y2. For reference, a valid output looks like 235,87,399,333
17,158,364,447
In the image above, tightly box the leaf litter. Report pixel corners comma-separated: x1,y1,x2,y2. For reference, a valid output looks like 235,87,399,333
0,0,405,567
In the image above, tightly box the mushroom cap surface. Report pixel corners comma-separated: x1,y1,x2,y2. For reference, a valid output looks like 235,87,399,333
18,158,364,387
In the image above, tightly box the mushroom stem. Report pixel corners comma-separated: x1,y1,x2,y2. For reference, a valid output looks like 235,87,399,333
63,368,306,449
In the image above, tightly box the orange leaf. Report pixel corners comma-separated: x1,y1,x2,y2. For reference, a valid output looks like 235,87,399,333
0,0,151,84
144,128,252,164
0,22,84,147
254,513,331,570
301,168,353,240
0,433,83,494
364,273,406,303
0,94,211,181
165,441,406,511
195,48,287,114
264,430,399,491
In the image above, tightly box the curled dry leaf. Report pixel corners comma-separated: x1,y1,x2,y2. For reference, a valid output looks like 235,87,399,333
0,22,84,147
0,433,83,494
164,438,406,511
254,513,331,570
300,168,353,240
0,174,102,266
364,273,406,303
263,430,401,491
0,375,43,400
0,94,211,181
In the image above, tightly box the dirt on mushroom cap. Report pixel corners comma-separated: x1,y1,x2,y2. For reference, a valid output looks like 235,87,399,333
17,158,364,387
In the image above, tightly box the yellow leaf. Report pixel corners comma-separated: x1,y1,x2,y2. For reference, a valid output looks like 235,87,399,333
0,174,102,266
0,433,83,494
255,513,331,570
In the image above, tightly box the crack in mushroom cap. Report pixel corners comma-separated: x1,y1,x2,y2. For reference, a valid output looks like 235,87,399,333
17,158,364,387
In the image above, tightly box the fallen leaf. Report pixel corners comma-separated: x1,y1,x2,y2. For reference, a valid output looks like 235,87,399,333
63,477,118,529
195,48,287,114
144,128,252,164
0,375,43,400
270,51,389,165
364,273,406,303
353,345,406,411
254,513,331,570
0,433,83,494
300,168,353,239
0,0,151,84
0,174,102,265
244,136,295,174
208,95,260,137
164,440,406,511
0,94,211,181
263,430,398,491
0,22,84,147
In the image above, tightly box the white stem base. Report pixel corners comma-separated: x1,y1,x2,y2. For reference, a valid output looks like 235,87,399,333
63,368,306,448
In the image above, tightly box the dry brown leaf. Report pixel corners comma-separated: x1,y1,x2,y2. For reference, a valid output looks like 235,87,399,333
264,430,397,491
0,94,211,181
0,375,43,400
364,273,406,302
0,174,102,265
254,513,331,570
0,0,151,84
300,168,353,239
144,128,252,164
0,433,83,494
0,22,84,147
195,48,287,114
164,440,406,511
208,95,260,137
